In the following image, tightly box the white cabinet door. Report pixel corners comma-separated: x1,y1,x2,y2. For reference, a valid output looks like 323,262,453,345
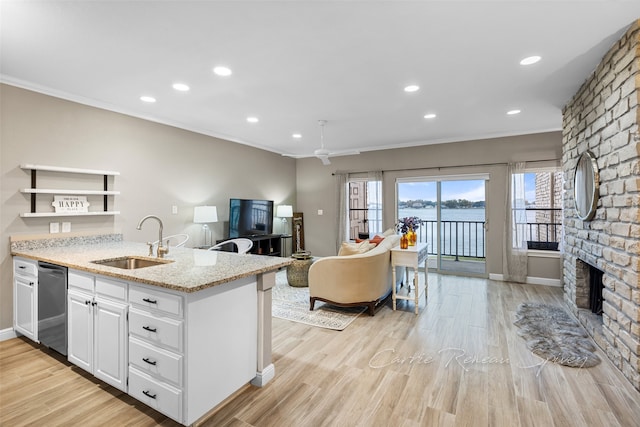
14,275,37,341
67,290,93,373
93,297,127,391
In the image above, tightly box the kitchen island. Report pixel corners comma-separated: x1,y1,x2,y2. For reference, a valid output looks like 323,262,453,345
11,233,291,426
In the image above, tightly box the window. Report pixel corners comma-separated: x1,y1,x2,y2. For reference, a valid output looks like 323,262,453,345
348,178,382,240
514,169,563,250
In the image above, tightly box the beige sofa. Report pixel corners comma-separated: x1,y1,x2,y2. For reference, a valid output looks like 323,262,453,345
308,234,401,316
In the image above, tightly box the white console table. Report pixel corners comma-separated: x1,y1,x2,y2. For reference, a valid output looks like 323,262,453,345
391,243,428,314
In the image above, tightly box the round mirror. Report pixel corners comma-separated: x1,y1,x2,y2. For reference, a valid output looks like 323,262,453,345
574,150,599,221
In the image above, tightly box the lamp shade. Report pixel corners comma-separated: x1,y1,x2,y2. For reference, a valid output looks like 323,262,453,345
276,205,293,218
193,206,218,223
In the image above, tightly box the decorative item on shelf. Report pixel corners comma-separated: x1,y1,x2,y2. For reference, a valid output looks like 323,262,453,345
193,205,218,247
276,204,293,235
52,195,90,214
396,216,422,247
400,233,409,249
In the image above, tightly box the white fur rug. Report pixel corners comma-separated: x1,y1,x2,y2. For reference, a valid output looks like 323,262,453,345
272,271,364,331
514,302,600,368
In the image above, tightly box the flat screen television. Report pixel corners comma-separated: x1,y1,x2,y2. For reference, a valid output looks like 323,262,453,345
228,198,274,238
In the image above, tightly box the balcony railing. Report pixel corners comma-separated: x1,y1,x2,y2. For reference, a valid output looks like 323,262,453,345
413,216,562,258
417,220,486,259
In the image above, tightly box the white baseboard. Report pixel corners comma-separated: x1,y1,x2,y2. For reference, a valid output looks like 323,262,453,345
251,363,275,387
0,328,18,342
526,276,562,287
489,273,562,287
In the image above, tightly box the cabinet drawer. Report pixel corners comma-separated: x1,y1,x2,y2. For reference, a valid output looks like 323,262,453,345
14,258,37,277
68,270,94,293
129,367,182,423
129,285,182,317
96,277,127,302
129,337,182,387
129,307,183,353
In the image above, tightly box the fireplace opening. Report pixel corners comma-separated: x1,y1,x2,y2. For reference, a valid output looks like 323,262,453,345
589,264,604,315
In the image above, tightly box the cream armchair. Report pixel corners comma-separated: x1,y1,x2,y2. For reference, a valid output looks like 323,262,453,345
308,234,401,316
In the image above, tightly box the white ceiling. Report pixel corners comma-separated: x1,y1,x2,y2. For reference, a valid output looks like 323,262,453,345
2,1,639,158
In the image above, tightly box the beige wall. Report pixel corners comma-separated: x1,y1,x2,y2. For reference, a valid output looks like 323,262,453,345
0,84,297,330
296,132,563,280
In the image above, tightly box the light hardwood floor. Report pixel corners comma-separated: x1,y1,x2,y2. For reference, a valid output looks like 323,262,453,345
1,273,639,426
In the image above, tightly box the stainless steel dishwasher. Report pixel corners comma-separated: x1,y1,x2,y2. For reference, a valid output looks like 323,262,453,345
37,262,68,355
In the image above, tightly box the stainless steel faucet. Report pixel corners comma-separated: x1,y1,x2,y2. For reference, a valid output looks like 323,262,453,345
136,215,169,258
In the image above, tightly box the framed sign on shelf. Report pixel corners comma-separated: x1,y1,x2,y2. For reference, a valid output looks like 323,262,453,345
292,212,305,253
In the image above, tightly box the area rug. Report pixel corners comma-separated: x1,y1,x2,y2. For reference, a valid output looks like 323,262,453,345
272,271,365,331
514,302,600,367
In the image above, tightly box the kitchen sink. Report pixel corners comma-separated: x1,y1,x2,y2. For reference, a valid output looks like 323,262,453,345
91,256,173,269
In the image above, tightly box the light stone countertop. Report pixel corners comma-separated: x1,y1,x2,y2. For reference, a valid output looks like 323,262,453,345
11,239,293,293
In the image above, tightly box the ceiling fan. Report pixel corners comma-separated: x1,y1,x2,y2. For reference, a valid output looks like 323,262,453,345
283,120,360,165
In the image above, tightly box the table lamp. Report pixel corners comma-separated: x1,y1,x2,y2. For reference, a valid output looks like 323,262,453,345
193,205,218,247
276,205,293,235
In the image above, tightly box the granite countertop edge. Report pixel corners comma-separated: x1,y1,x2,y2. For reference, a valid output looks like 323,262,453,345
11,236,293,293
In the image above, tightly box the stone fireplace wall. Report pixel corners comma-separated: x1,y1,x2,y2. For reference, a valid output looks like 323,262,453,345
562,20,640,390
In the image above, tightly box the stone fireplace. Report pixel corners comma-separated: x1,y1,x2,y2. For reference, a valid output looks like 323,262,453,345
562,20,640,390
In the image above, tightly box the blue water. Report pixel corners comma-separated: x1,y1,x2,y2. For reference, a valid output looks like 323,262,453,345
398,207,486,222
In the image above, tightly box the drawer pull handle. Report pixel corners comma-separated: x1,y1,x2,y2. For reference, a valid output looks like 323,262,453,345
142,298,157,304
142,326,157,333
19,265,26,269
142,390,157,399
29,282,35,286
142,357,157,366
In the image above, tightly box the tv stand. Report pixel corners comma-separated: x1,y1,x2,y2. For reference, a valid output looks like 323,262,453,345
216,234,284,257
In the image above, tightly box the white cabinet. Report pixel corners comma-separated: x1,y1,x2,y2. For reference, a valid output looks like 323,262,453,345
128,284,184,422
67,270,128,391
127,276,258,425
13,257,38,342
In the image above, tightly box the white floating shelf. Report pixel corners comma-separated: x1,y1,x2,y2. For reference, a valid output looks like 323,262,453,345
21,164,120,176
20,188,120,195
20,211,120,218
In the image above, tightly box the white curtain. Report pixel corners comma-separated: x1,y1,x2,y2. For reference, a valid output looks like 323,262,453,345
367,171,383,236
335,172,349,253
503,162,528,283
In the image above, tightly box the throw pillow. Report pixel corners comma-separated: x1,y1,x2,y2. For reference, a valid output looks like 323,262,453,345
355,235,384,245
338,240,375,256
382,228,395,237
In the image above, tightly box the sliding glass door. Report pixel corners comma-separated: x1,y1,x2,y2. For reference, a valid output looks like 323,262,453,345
397,176,487,276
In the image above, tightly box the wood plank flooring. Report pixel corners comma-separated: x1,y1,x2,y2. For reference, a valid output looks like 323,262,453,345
1,273,639,426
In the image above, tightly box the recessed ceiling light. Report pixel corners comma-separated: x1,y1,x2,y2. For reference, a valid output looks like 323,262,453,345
404,85,420,93
172,83,190,91
520,56,541,65
213,66,232,76
423,113,437,119
140,96,156,103
247,116,259,123
507,109,521,115
292,133,302,139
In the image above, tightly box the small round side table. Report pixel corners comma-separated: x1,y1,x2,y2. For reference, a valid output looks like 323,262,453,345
286,252,314,287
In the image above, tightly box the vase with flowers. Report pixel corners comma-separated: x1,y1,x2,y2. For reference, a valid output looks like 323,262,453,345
396,216,422,247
